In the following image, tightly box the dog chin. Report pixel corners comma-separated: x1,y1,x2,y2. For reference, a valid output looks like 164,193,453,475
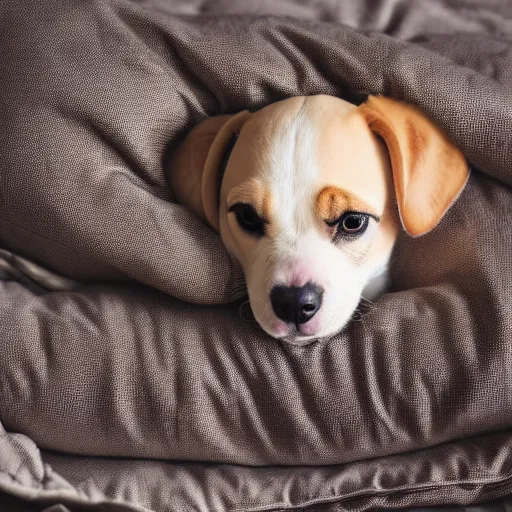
261,315,351,346
279,332,321,346
274,326,344,346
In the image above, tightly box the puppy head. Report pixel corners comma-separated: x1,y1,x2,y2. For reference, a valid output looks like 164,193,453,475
170,95,469,343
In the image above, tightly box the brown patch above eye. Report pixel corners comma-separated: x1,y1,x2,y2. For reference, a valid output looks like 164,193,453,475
316,186,380,224
316,186,349,224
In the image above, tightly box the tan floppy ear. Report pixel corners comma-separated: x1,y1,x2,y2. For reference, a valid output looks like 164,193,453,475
169,110,251,232
359,96,469,237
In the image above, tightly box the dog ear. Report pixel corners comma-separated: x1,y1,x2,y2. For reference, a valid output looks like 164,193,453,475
169,110,251,232
359,96,469,237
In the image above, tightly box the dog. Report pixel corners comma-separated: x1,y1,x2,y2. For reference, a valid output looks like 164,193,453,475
169,95,469,344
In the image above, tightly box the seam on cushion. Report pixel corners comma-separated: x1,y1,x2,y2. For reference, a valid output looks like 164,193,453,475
232,471,512,512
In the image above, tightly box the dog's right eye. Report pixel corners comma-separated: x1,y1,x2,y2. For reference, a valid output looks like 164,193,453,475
229,203,266,237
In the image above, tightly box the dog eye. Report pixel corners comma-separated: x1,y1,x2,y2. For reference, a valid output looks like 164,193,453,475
327,212,370,239
229,203,266,236
340,213,368,234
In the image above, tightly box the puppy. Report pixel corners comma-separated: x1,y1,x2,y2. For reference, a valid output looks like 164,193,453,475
169,95,469,344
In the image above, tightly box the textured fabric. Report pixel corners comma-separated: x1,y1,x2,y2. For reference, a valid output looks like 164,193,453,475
1,0,512,510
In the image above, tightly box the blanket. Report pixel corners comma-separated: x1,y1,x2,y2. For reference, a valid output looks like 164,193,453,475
1,0,512,510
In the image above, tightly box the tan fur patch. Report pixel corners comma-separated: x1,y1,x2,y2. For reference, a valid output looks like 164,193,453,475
316,186,379,224
316,186,348,224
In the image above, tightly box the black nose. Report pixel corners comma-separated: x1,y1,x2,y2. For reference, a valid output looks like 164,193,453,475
270,283,323,325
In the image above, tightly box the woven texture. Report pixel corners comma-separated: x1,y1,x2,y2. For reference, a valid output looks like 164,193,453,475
0,0,512,510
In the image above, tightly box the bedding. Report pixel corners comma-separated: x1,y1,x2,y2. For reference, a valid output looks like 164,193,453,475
1,0,512,510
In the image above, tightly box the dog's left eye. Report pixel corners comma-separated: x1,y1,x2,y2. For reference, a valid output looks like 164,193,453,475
340,213,369,234
229,203,266,236
327,212,370,239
